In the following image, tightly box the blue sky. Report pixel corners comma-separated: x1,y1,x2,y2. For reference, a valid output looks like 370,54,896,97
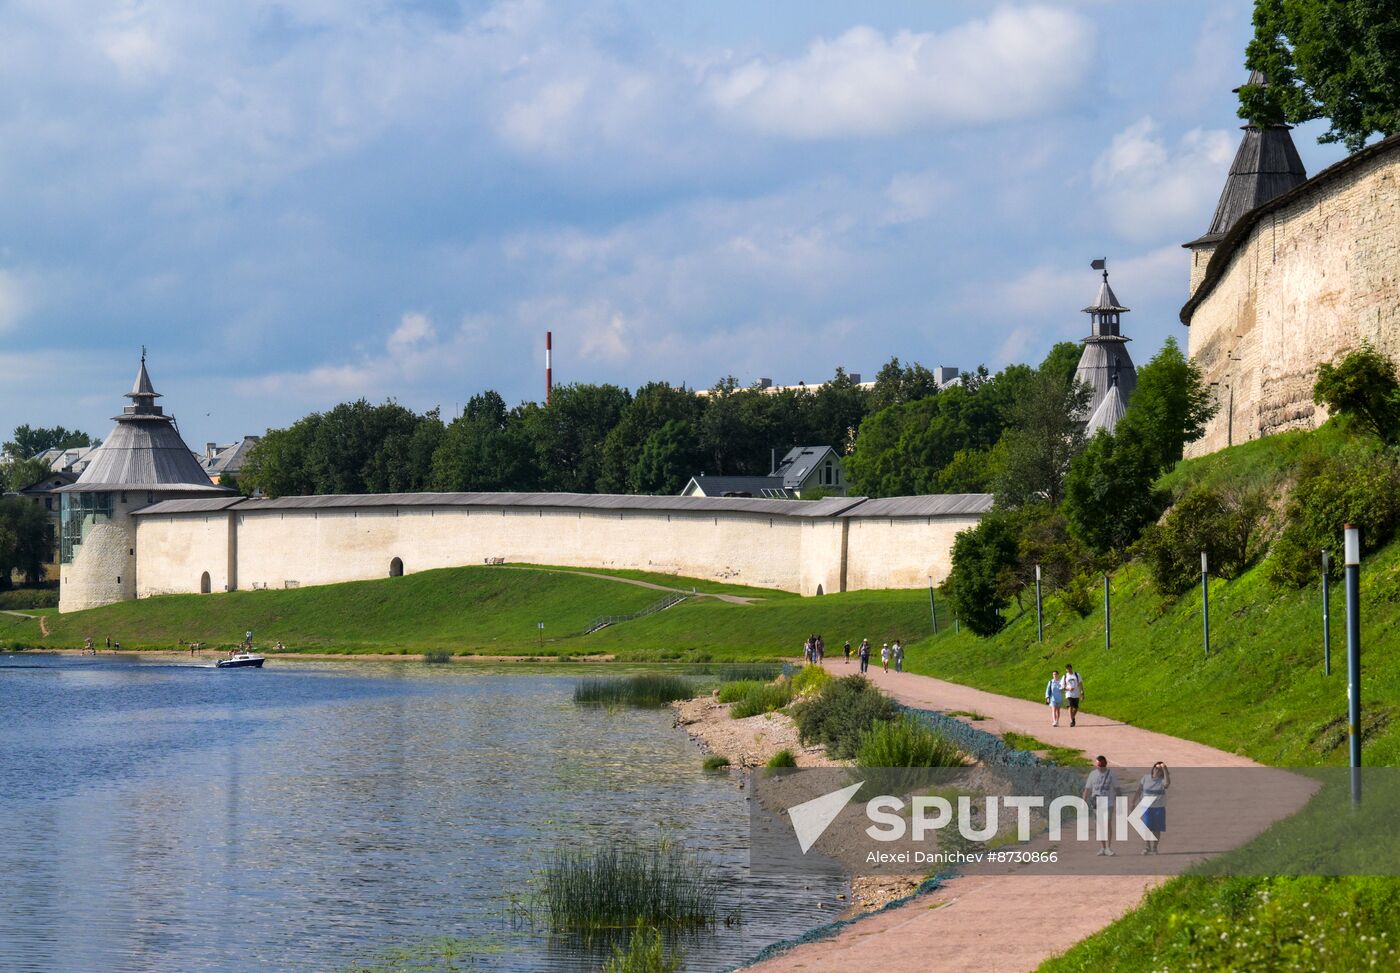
0,0,1351,449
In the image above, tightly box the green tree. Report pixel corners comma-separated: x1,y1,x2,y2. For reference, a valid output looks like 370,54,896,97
430,394,538,492
1116,337,1217,473
1062,431,1166,556
0,496,50,587
948,512,1021,636
522,383,631,493
992,361,1091,508
1242,0,1400,151
807,368,870,455
867,357,940,412
1142,487,1270,595
0,456,51,494
1312,342,1400,443
4,425,94,459
598,382,704,492
631,420,703,494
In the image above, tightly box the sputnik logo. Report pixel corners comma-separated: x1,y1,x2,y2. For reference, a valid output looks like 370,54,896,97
785,782,863,853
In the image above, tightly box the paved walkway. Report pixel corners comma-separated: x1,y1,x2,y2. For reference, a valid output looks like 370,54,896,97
741,660,1305,973
498,565,759,604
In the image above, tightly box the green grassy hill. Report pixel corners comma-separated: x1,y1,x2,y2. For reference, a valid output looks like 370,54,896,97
905,426,1400,767
3,564,928,659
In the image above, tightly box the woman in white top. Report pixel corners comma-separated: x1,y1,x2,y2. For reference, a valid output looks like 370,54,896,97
1133,762,1170,854
880,642,891,672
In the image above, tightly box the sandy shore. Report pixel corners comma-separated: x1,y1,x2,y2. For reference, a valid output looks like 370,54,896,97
671,689,922,913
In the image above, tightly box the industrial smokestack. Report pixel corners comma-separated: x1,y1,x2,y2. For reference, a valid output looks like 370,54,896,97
546,330,553,405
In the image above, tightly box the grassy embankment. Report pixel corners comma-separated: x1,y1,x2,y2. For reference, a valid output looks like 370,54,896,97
3,563,928,659
892,426,1400,971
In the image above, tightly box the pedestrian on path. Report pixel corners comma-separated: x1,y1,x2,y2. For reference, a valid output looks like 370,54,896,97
815,635,825,663
804,636,814,664
1083,754,1118,856
1133,762,1170,855
858,639,871,673
1061,664,1084,727
1045,669,1063,726
843,639,852,664
880,642,891,672
892,640,904,672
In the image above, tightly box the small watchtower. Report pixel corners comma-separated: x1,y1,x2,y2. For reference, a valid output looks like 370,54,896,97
1073,259,1137,431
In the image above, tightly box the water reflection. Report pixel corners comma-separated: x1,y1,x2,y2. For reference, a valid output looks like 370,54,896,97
0,656,842,971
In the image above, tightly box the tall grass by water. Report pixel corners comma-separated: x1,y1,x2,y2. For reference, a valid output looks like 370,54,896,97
728,681,794,719
601,925,684,973
573,674,695,708
791,675,899,759
855,714,964,769
538,839,726,931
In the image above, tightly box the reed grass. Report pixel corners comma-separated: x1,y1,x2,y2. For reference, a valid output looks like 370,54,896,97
538,838,723,931
729,681,794,719
711,663,783,682
573,674,695,708
701,755,730,771
422,650,452,664
716,679,765,704
855,714,964,769
601,924,683,973
765,748,797,769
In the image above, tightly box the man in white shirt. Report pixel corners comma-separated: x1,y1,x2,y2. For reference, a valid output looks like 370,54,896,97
1082,754,1118,856
1061,664,1083,727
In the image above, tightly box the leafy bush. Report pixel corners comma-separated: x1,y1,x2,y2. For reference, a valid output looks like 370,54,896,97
948,511,1021,636
574,675,695,708
1058,572,1097,618
1270,453,1400,587
855,715,964,769
717,679,765,704
765,749,797,769
602,925,683,973
790,664,832,697
1313,342,1400,443
791,675,898,759
0,587,57,610
701,755,730,771
729,681,794,719
1140,486,1269,595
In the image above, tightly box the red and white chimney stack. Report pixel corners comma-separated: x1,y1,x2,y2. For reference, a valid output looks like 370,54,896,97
545,330,553,405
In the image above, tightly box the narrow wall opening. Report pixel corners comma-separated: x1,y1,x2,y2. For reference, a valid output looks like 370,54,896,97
389,557,404,578
200,571,211,594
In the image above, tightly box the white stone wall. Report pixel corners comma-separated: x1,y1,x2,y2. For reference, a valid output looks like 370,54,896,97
843,515,981,592
1186,146,1400,456
129,502,982,603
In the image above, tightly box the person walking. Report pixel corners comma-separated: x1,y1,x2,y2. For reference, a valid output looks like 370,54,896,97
892,640,904,672
803,636,814,664
1133,762,1171,854
858,639,871,674
1061,664,1084,727
843,639,852,664
880,642,891,672
1083,754,1119,856
1045,669,1064,726
815,635,825,663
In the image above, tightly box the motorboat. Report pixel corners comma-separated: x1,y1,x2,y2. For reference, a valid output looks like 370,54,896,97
216,650,265,669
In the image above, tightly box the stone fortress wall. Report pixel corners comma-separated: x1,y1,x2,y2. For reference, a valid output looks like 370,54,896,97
1183,135,1400,457
129,493,990,603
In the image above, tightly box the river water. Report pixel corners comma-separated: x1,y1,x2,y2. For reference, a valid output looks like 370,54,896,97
0,655,839,972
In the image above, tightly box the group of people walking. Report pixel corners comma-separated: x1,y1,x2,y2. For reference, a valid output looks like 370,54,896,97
802,635,825,663
832,637,903,673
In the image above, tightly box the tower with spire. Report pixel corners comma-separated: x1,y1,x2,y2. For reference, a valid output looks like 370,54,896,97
1074,259,1136,435
57,352,233,612
1185,71,1307,291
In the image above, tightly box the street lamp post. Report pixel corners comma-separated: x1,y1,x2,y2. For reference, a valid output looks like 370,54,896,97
1344,525,1362,804
1103,574,1110,651
1035,564,1043,643
1201,551,1210,658
1322,549,1331,676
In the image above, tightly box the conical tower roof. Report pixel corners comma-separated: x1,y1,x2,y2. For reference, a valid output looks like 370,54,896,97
1084,380,1128,436
1188,72,1307,246
1083,278,1129,314
60,354,233,494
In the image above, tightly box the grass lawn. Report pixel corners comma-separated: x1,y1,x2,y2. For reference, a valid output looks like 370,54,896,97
7,563,929,659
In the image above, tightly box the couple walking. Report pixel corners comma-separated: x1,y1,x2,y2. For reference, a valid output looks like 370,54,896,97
1043,664,1083,727
1083,756,1172,856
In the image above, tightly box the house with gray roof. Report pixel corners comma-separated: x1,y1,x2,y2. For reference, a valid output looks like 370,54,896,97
680,445,848,499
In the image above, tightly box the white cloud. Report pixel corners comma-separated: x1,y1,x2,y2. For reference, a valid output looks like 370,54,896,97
1092,117,1235,241
0,270,29,332
994,245,1187,332
706,6,1092,139
882,169,948,225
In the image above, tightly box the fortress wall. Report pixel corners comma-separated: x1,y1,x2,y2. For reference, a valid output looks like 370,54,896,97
132,501,985,601
136,513,232,598
1186,146,1400,457
224,504,811,594
59,504,139,613
843,515,982,592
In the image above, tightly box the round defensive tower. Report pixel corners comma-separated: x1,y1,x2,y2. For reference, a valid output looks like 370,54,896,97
57,354,234,613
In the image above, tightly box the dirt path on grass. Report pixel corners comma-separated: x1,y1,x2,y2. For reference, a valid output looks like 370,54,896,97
497,565,760,604
739,660,1310,973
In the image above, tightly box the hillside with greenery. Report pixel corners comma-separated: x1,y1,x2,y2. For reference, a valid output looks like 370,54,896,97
3,564,928,659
